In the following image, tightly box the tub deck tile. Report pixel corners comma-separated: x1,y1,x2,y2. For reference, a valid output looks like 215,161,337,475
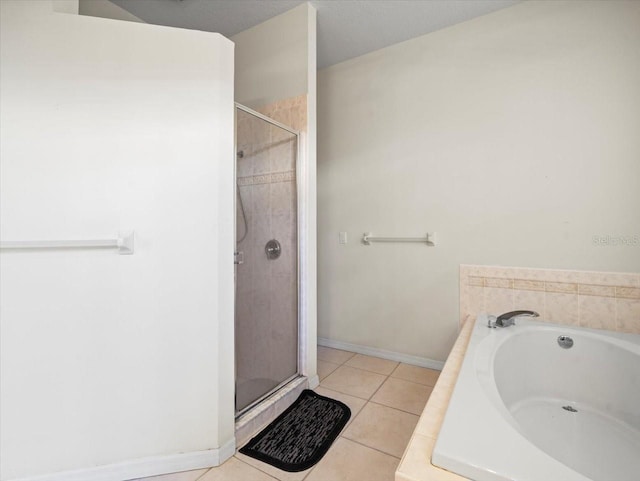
395,317,475,481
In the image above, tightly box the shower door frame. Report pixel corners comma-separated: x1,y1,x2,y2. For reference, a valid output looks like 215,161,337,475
234,102,302,417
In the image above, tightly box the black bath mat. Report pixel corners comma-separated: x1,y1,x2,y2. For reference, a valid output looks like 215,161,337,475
239,389,351,472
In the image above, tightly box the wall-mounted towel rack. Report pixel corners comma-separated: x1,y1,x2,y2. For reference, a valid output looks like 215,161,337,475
0,231,135,255
362,232,436,246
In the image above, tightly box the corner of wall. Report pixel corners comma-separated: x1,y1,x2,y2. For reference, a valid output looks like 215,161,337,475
303,0,318,386
78,0,145,23
52,0,79,14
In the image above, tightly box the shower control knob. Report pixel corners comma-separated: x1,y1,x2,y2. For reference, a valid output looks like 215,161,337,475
265,239,281,260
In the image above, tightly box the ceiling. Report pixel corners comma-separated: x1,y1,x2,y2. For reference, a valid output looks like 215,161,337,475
111,0,521,69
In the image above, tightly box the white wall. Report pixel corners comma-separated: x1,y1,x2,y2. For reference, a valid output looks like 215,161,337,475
232,4,318,386
0,1,234,479
79,0,144,23
232,4,310,109
317,0,640,362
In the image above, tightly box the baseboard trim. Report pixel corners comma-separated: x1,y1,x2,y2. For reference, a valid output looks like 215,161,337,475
307,374,320,389
12,438,236,481
217,437,236,465
318,338,444,371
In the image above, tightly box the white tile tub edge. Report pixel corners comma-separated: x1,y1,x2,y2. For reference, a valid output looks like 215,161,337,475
396,316,475,481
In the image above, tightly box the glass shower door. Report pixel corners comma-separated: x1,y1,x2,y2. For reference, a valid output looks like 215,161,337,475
235,105,299,414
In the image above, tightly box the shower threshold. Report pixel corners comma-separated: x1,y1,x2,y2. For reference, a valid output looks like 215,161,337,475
235,373,301,418
235,375,308,447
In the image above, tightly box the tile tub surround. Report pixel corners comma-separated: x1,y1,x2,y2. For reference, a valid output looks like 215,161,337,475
396,317,475,481
460,265,640,334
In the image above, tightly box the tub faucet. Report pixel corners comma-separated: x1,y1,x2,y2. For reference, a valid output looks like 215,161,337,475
488,310,539,328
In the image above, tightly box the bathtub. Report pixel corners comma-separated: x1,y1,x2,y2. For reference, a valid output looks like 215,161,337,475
432,314,640,481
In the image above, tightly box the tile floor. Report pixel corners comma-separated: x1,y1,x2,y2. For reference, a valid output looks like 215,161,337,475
135,347,439,481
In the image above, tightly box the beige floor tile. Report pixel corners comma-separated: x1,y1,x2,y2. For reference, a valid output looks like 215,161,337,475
234,453,311,481
317,346,355,364
317,360,341,380
199,457,277,481
342,402,418,458
305,437,398,481
320,365,386,400
391,363,440,386
135,469,209,481
314,386,367,428
371,377,433,415
344,354,398,375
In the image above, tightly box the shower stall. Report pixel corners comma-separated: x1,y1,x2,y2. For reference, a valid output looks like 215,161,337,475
235,104,299,415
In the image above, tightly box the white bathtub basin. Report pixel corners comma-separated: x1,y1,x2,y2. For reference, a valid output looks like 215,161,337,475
432,314,640,481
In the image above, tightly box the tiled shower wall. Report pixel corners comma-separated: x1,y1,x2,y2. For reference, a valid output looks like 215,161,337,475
460,265,640,334
257,94,307,132
235,95,306,389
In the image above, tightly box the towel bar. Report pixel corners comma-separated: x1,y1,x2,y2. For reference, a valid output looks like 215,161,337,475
362,232,436,246
0,231,135,255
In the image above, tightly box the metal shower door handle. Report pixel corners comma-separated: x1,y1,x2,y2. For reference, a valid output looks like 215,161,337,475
265,239,281,260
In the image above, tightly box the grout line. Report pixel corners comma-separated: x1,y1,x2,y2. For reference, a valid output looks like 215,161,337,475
389,362,402,377
342,398,369,426
338,433,402,460
343,360,399,376
367,371,391,401
343,352,357,363
315,382,370,401
194,468,212,481
367,399,425,418
344,366,398,376
319,365,388,401
317,359,342,367
388,373,439,389
317,345,358,365
233,455,281,480
313,386,367,427
317,365,340,382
